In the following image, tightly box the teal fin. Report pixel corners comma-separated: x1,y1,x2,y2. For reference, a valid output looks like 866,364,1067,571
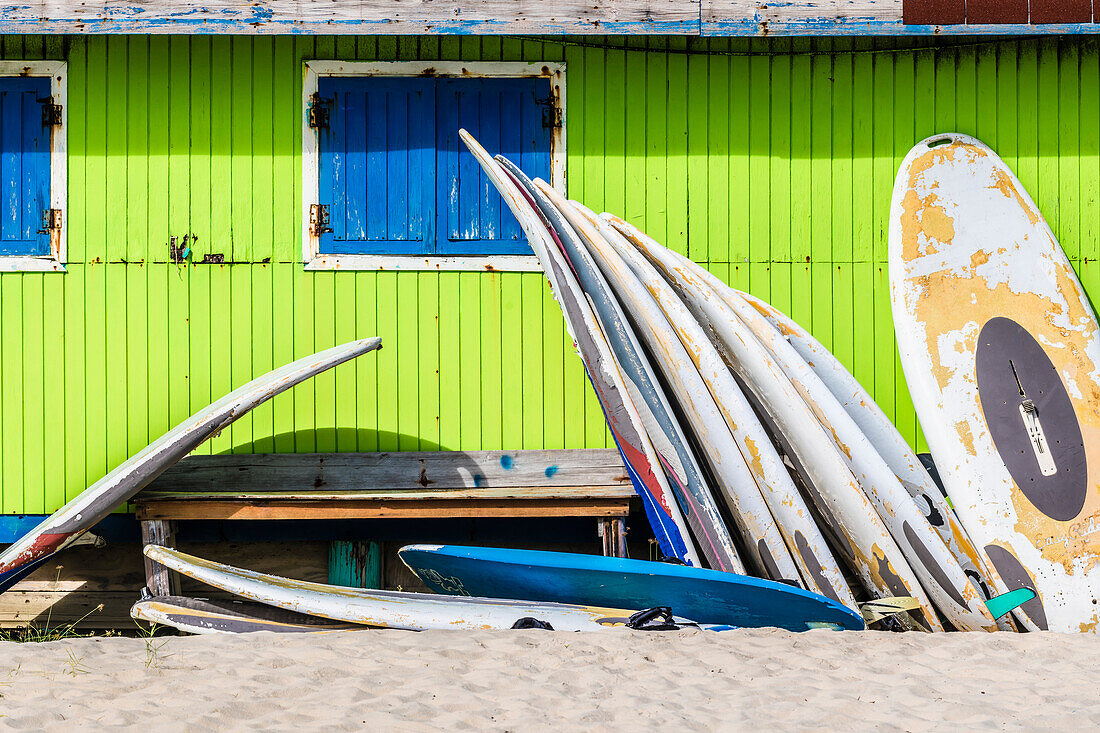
984,587,1036,619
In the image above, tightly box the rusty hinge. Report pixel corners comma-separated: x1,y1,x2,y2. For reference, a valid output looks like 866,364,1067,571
38,208,62,234
39,98,63,127
310,204,332,237
536,92,563,129
308,92,330,129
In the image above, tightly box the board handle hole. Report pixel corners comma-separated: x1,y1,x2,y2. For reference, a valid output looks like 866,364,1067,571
927,137,952,148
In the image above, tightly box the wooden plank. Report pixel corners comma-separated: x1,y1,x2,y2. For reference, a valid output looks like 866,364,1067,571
143,449,630,493
0,0,701,34
138,485,638,501
140,520,179,596
134,498,634,521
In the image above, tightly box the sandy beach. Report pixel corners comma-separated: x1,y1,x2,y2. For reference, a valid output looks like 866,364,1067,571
2,628,1098,730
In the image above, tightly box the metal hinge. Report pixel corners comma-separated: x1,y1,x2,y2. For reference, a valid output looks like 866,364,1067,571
39,208,62,233
310,204,332,237
536,91,563,129
308,92,330,129
39,98,63,127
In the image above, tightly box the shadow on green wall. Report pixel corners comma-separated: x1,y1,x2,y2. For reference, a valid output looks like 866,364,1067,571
221,429,450,455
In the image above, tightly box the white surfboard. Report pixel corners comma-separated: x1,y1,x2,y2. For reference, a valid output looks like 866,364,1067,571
737,290,1012,630
144,545,702,632
609,215,939,631
0,338,382,594
131,595,367,634
524,181,795,583
890,132,1100,633
457,130,704,570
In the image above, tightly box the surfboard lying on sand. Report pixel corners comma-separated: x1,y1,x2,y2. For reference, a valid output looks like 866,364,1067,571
398,545,865,632
0,338,382,594
890,132,1100,632
144,545,706,632
457,130,700,568
131,595,367,635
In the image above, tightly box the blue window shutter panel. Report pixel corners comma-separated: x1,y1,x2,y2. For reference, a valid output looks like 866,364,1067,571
318,77,434,255
0,76,51,257
436,78,551,256
317,76,552,257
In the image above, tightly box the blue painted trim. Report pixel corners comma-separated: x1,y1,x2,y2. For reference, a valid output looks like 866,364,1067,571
0,18,699,35
0,514,140,544
700,19,1100,36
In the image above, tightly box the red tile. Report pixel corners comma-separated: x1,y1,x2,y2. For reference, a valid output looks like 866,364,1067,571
1029,0,1092,23
904,0,966,23
967,0,1029,23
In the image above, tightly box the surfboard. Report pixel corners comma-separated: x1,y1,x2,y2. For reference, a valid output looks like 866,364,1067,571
398,544,865,632
550,194,813,587
131,595,367,634
513,170,791,581
0,338,382,594
144,545,703,632
457,131,700,568
631,243,994,631
608,215,938,632
486,147,744,574
890,132,1100,633
737,290,1012,630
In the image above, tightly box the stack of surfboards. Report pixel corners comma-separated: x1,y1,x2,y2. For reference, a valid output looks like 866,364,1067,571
459,129,1075,633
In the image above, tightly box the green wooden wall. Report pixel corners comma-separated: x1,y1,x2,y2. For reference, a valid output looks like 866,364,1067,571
1,35,1098,514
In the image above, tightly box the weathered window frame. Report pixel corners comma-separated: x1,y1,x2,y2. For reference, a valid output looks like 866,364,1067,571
302,60,566,272
0,60,67,273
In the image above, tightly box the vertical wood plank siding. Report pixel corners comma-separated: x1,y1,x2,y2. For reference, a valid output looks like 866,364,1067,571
0,35,1098,513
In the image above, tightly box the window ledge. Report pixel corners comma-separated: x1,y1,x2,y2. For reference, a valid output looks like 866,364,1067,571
304,254,543,273
0,257,66,273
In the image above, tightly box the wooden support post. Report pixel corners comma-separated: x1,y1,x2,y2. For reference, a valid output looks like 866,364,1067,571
141,519,179,596
599,517,628,558
328,540,383,589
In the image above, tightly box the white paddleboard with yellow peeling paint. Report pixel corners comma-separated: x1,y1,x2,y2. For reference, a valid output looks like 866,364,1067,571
608,215,938,632
144,545,702,632
738,290,1013,630
890,132,1100,633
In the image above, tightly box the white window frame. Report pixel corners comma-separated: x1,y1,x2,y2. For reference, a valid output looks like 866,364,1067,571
0,60,66,273
302,60,566,272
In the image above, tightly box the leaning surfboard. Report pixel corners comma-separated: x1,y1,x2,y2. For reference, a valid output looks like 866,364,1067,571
0,338,382,594
736,289,1011,629
399,544,865,632
609,216,938,631
490,149,742,574
890,132,1100,632
144,545,703,632
131,595,367,635
458,130,699,568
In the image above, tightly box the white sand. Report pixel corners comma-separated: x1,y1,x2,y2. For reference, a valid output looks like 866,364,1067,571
1,629,1098,730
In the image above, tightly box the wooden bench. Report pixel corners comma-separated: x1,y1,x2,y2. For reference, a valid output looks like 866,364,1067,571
135,448,636,595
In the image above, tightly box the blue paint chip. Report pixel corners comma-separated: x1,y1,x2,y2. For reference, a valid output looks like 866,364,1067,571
473,474,485,487
500,455,513,470
544,466,559,479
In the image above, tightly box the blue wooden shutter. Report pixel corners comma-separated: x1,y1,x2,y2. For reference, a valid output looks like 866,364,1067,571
318,77,435,255
436,78,552,256
0,77,51,257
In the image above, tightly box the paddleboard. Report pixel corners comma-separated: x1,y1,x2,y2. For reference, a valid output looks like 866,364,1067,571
551,193,815,587
399,544,865,632
890,132,1100,632
0,338,382,594
457,131,699,567
737,290,1011,630
514,169,792,580
131,595,367,634
489,149,744,574
609,215,938,631
144,545,703,632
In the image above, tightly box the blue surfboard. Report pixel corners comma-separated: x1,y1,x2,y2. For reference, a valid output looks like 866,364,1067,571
399,545,865,632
